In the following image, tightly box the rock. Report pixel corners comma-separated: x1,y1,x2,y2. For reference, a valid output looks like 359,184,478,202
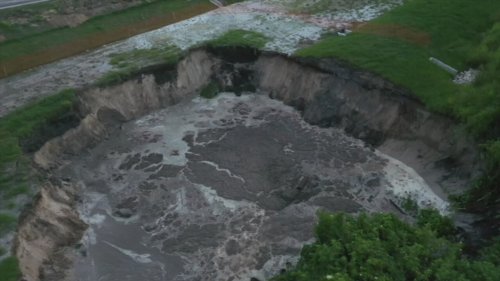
15,181,87,281
113,208,134,218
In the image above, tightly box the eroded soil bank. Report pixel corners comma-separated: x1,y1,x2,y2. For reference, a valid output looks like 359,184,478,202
15,48,481,281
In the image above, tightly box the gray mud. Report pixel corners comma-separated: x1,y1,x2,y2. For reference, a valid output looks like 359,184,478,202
59,93,443,281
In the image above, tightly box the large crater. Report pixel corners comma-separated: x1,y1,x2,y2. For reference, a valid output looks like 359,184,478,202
15,48,480,281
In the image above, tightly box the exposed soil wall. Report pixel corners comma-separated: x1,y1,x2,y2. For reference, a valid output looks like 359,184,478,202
253,53,480,198
14,180,87,281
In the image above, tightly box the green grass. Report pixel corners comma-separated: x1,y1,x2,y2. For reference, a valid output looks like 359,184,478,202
95,68,139,87
0,89,75,164
0,0,208,63
207,29,268,49
0,214,16,236
297,0,500,227
296,0,500,114
298,33,457,112
0,89,75,213
200,82,219,99
109,45,181,67
0,0,58,41
0,256,21,281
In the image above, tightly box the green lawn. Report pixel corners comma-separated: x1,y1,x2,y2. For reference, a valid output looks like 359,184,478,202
297,0,500,115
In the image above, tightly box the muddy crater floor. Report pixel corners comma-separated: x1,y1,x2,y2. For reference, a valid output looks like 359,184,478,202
58,93,444,281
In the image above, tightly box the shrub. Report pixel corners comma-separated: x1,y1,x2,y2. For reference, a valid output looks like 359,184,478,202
273,212,500,281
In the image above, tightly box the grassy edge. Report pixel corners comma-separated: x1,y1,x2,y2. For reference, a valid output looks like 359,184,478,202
295,0,500,224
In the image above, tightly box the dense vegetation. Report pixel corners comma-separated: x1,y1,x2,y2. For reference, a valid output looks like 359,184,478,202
273,212,500,281
297,0,500,231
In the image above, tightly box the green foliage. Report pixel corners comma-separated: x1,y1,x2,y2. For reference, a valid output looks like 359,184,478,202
200,82,219,99
0,256,21,281
0,89,74,142
455,22,500,138
207,29,268,49
0,214,16,236
417,209,456,239
0,89,75,165
109,45,181,68
0,89,75,211
99,45,181,87
485,141,500,167
95,68,138,87
0,246,6,256
273,212,500,281
401,197,419,215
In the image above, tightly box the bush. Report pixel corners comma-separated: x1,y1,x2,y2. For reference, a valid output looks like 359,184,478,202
200,82,219,99
272,212,500,281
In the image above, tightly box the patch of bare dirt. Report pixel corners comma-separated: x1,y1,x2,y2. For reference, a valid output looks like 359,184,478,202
46,13,89,28
356,22,431,46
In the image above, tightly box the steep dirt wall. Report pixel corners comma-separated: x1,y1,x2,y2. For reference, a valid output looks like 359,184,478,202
14,180,87,281
34,50,219,170
253,53,480,198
